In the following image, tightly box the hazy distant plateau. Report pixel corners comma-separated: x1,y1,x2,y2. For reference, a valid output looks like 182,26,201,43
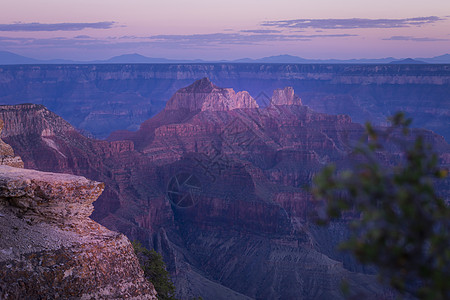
0,63,448,140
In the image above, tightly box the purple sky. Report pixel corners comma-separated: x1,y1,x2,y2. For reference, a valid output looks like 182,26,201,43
1,0,449,60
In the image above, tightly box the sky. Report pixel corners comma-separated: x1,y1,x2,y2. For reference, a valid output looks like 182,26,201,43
0,0,449,61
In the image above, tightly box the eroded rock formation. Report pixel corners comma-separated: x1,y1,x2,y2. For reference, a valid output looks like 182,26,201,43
0,138,157,298
0,119,23,168
271,87,302,106
165,77,259,112
1,79,448,299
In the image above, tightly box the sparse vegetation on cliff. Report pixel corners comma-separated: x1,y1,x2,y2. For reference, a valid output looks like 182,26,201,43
133,241,177,300
312,113,450,299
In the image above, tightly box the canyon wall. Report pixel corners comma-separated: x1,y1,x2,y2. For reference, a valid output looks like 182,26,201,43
0,64,448,140
1,79,448,299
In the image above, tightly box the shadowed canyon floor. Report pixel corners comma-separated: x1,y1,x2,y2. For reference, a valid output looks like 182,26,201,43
1,79,449,299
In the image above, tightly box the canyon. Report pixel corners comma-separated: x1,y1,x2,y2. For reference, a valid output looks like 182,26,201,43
0,64,448,140
1,78,448,299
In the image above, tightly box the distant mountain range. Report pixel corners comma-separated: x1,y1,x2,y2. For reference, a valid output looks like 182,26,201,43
388,58,428,64
0,50,449,65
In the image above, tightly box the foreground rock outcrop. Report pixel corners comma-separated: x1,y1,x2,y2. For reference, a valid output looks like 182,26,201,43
0,119,23,168
0,165,157,298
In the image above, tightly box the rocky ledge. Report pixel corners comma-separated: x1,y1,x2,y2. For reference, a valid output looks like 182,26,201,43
0,165,157,299
0,119,23,168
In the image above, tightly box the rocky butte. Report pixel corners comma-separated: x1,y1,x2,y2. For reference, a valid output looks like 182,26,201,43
165,77,258,112
1,78,449,299
0,120,157,299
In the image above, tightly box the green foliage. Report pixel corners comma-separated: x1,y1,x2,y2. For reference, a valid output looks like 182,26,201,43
312,113,450,299
132,241,177,300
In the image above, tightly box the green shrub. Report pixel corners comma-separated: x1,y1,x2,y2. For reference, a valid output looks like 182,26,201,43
312,113,450,299
132,241,177,300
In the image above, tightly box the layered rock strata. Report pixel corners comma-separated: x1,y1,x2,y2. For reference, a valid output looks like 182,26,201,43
271,87,302,106
0,165,157,299
165,77,259,112
0,119,23,168
0,64,448,140
1,79,448,299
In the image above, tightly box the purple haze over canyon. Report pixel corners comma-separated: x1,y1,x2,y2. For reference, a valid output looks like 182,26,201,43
1,0,449,61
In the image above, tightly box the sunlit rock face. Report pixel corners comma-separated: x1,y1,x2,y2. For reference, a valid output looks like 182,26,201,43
165,77,259,112
0,119,23,168
271,87,302,106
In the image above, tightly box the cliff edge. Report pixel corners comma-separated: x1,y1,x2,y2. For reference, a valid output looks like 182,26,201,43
0,124,157,299
0,119,23,168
